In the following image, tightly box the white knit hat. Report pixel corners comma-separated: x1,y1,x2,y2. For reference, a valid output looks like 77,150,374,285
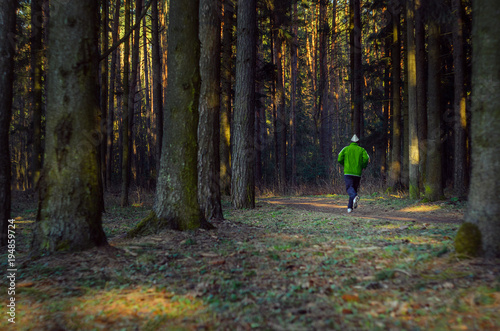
351,134,359,142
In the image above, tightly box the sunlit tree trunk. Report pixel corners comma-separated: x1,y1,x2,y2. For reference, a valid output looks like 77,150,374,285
198,0,223,220
415,0,427,191
0,0,17,246
463,0,500,258
425,20,443,201
452,0,469,197
32,0,108,252
220,0,234,196
407,0,419,199
232,0,256,209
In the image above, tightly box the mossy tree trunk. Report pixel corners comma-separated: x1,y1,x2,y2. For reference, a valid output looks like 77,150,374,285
232,0,256,209
32,0,108,252
464,0,500,258
198,0,223,220
0,0,17,246
133,0,210,234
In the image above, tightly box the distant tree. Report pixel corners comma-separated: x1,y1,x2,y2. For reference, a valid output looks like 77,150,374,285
415,0,427,191
32,0,108,252
100,0,109,190
198,0,223,220
151,0,163,180
0,0,17,246
350,0,363,138
232,0,256,209
461,0,500,258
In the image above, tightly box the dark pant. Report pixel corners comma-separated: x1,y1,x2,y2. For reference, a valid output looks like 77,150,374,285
344,175,361,209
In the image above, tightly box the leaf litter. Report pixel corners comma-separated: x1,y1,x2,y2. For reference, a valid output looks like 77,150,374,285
0,193,499,330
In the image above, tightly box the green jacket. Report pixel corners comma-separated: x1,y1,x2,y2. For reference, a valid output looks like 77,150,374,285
338,142,370,176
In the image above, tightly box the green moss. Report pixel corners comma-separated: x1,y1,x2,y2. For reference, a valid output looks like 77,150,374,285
127,211,160,238
56,240,71,252
454,222,482,258
409,184,419,199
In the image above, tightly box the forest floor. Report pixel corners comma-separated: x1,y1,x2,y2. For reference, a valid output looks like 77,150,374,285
1,191,500,330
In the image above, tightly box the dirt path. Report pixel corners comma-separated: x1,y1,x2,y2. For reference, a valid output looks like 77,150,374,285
261,196,464,224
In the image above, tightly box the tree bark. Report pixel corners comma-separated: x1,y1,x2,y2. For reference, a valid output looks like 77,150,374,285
452,0,469,197
100,0,109,191
465,0,500,258
220,0,234,196
120,0,131,206
350,0,362,138
425,20,443,201
415,0,427,191
0,0,17,246
198,0,223,220
232,0,256,209
407,0,419,199
32,0,107,252
319,0,330,167
290,0,298,187
389,3,401,189
151,0,163,182
31,0,44,188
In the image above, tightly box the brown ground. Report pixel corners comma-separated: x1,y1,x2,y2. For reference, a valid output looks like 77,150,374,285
261,195,464,224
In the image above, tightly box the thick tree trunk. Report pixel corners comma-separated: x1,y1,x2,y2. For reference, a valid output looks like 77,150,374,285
32,0,107,252
198,0,223,220
452,0,469,197
425,20,443,201
220,0,234,196
0,0,17,246
407,0,419,199
274,3,286,194
231,0,256,209
319,0,330,167
389,4,401,189
464,0,500,258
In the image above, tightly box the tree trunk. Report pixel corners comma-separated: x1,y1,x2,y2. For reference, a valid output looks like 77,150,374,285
452,0,468,197
0,0,17,246
406,0,419,199
319,0,330,167
425,20,443,201
130,0,210,235
389,4,401,189
290,0,298,187
220,0,234,196
198,0,223,220
232,0,256,209
100,0,109,193
32,0,107,252
463,0,500,258
120,0,131,206
151,0,163,183
415,0,427,191
107,0,121,188
350,0,362,138
31,0,44,188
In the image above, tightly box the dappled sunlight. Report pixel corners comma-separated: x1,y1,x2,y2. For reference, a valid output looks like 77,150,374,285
400,205,441,213
2,286,212,330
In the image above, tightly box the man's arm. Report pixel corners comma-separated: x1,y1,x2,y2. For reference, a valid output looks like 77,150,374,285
362,149,370,169
338,147,346,166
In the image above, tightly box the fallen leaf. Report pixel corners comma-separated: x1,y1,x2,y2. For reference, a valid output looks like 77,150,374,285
342,294,360,302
